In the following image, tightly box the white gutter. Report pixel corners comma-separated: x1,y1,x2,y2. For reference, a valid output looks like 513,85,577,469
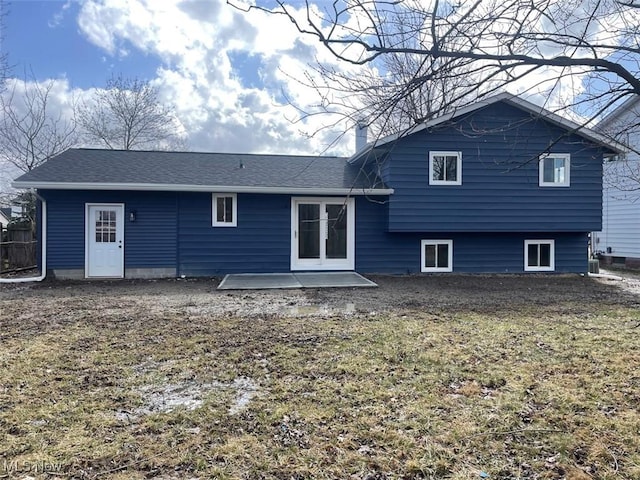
0,200,47,283
11,181,394,196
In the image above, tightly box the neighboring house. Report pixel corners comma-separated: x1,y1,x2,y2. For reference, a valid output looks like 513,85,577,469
591,95,640,267
13,92,623,279
0,208,11,228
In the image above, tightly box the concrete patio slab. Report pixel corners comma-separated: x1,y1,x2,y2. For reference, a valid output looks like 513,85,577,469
294,272,377,288
217,272,377,290
217,273,302,290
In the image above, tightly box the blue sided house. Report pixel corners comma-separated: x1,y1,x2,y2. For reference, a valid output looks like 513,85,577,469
13,93,624,279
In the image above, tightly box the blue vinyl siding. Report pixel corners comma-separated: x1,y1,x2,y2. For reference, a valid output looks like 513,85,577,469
44,191,85,269
40,190,177,271
385,102,604,232
38,189,590,275
26,98,609,277
177,192,291,276
356,197,589,273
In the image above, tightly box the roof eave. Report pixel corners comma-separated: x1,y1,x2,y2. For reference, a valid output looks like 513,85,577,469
12,181,394,196
504,96,629,155
597,95,640,130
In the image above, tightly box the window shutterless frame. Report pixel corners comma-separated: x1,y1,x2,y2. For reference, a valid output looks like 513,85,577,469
524,239,555,271
429,151,462,186
421,239,453,272
212,193,237,227
539,154,570,187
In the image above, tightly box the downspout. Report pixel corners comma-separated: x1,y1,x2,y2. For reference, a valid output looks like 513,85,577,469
0,196,47,283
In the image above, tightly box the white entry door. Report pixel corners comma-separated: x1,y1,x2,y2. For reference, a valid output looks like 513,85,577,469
86,204,124,278
291,198,355,271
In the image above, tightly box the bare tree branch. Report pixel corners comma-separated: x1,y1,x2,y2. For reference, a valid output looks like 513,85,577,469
0,75,78,173
230,0,640,136
77,75,185,151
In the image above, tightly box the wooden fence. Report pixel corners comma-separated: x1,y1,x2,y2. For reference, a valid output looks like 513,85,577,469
0,225,37,273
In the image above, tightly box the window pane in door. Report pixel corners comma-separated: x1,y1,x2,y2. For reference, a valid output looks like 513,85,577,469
299,204,320,259
437,243,449,268
96,209,117,243
326,204,347,259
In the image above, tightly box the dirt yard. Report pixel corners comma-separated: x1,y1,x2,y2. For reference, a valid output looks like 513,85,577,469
1,273,639,479
2,272,639,318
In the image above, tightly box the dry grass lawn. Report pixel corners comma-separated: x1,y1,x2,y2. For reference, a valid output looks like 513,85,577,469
1,275,639,479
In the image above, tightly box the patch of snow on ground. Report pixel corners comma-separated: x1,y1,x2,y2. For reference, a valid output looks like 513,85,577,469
596,268,640,296
228,377,260,415
115,376,260,422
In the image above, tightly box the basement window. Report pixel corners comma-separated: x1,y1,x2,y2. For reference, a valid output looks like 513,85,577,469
421,240,453,272
524,239,555,271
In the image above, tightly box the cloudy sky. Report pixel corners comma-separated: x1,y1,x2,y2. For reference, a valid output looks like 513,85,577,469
1,0,626,192
2,0,362,183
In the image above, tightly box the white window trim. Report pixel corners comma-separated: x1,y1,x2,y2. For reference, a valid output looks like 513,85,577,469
539,153,570,187
524,239,555,272
429,151,462,186
212,193,237,227
421,239,453,272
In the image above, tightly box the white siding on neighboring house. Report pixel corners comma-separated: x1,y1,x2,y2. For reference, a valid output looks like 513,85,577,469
593,97,640,262
0,211,10,228
594,160,640,258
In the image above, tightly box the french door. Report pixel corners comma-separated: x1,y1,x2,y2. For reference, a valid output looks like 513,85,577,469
291,198,355,270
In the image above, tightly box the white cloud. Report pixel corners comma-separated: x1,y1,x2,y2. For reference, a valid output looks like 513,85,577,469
73,0,357,156
48,0,73,28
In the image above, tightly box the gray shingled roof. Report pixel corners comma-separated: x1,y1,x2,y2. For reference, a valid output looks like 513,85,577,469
14,149,389,193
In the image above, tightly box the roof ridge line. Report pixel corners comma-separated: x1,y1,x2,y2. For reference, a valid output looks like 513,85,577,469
68,147,346,159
